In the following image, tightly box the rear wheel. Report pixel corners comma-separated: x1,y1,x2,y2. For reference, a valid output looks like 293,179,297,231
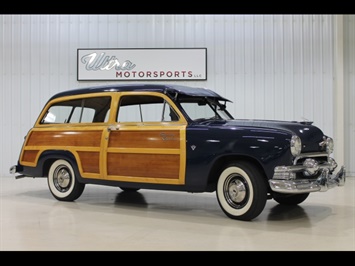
47,159,85,201
216,161,268,221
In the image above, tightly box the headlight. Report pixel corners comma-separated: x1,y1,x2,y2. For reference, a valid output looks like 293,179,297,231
290,135,302,156
320,136,334,154
326,137,334,154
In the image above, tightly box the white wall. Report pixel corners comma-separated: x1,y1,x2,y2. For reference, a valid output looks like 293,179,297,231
0,14,353,176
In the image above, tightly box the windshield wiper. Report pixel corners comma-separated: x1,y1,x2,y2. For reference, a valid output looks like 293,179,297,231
194,116,223,123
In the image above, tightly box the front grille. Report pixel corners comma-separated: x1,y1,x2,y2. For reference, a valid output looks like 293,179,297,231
293,152,329,165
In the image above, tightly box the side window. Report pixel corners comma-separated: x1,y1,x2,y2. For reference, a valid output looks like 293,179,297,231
117,95,179,123
70,107,95,123
40,96,111,124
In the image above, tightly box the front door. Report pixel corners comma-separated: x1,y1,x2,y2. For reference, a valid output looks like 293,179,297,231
104,92,187,185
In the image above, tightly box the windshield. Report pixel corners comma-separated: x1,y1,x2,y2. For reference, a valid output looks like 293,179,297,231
178,97,233,122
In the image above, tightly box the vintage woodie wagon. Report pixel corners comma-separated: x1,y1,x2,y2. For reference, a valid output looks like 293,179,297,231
10,84,346,221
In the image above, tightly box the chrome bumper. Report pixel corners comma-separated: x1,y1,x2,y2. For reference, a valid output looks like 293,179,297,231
269,166,346,194
9,165,26,179
9,165,17,175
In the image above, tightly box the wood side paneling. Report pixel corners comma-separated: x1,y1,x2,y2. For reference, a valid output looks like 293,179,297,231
77,151,100,173
22,150,39,163
108,130,180,149
26,131,102,147
20,130,103,175
107,153,180,178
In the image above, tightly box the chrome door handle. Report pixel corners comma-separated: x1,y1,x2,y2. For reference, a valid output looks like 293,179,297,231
107,124,119,132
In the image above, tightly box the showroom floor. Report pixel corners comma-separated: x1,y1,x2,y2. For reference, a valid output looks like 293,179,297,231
0,175,354,251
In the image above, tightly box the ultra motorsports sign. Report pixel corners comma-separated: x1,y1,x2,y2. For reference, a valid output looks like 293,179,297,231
77,48,207,81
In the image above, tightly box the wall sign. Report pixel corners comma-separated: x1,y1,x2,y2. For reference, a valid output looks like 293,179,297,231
77,48,207,81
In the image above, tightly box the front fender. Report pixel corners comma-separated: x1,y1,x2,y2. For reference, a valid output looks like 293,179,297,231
185,126,293,187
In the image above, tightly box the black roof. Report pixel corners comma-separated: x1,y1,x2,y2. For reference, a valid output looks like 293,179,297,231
48,83,231,102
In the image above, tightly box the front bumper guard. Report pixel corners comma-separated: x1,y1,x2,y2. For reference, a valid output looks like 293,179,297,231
269,166,346,194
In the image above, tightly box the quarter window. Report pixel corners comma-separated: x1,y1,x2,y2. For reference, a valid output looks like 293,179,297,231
40,96,111,124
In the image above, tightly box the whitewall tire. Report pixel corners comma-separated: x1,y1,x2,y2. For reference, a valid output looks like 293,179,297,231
47,159,85,201
216,161,267,221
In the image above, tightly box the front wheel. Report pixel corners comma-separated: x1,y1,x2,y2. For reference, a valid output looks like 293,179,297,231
47,159,85,201
216,161,268,221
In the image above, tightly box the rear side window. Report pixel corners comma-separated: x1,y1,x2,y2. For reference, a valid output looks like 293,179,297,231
40,96,111,124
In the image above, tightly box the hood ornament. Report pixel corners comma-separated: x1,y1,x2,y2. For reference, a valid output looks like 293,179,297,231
300,117,313,125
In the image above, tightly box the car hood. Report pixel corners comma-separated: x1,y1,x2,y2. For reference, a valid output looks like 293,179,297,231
208,119,327,153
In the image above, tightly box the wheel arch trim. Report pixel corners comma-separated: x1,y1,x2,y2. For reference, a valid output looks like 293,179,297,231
207,154,268,190
37,150,81,179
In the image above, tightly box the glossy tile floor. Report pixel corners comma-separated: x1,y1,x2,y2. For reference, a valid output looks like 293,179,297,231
0,175,354,251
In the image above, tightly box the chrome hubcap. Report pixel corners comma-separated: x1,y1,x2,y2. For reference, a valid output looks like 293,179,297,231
224,174,248,208
53,166,71,192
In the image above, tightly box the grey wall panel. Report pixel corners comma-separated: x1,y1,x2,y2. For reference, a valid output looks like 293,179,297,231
0,14,350,176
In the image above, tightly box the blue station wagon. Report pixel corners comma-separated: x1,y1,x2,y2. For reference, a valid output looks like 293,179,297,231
10,84,346,221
